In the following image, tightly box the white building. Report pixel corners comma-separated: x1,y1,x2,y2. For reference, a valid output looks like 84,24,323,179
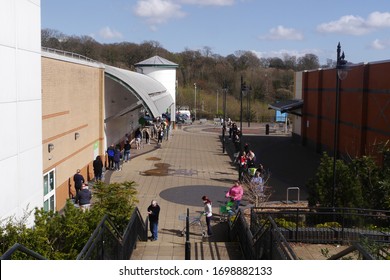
135,56,178,123
0,0,43,225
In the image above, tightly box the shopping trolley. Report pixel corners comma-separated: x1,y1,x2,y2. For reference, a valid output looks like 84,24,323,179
219,200,235,222
178,212,206,237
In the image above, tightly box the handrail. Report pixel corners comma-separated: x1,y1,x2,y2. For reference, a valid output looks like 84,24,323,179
76,214,122,260
327,243,375,260
41,47,98,64
0,243,46,260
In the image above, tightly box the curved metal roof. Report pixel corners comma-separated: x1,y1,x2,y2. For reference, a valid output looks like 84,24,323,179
105,65,174,118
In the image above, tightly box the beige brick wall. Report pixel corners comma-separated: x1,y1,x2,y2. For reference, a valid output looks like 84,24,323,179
42,57,104,210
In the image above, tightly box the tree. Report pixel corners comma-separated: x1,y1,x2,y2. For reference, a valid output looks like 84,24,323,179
297,54,320,71
0,181,139,259
307,153,390,209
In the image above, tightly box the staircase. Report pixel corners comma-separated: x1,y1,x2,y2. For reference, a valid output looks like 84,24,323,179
130,241,243,260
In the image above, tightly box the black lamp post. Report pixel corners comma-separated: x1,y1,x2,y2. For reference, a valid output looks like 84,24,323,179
222,85,227,153
238,76,250,181
332,42,348,208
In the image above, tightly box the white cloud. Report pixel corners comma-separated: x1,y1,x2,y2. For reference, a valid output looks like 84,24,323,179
99,27,123,39
259,25,304,41
134,0,186,27
366,11,390,28
252,48,322,60
369,38,390,50
179,0,234,6
317,12,390,35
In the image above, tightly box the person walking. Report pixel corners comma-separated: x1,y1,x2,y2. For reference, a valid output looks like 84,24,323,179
225,181,244,212
202,195,213,237
73,169,84,196
75,183,92,211
147,200,160,241
93,156,103,181
123,140,131,162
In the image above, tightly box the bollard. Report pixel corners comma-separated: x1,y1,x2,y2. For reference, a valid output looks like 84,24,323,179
265,124,270,135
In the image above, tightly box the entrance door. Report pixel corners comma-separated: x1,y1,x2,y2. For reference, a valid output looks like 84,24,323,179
43,169,56,211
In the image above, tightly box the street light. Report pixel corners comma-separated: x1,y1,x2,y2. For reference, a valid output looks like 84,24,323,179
194,83,197,121
222,85,228,153
239,77,250,181
332,42,348,208
246,85,251,127
216,90,219,114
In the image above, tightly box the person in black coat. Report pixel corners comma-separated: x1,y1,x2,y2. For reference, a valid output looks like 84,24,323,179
113,147,121,171
73,169,84,196
147,200,160,241
75,183,92,211
93,155,103,181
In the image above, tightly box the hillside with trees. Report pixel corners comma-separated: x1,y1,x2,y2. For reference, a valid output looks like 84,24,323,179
42,28,328,121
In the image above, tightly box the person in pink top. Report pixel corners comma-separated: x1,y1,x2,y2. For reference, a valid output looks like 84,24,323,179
225,181,244,212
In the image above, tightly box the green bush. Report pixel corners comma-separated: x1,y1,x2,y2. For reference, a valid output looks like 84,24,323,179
307,152,390,210
0,181,138,259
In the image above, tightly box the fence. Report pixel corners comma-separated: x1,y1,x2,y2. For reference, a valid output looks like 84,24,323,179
250,207,390,245
227,207,390,260
77,207,147,260
0,243,46,260
229,209,298,260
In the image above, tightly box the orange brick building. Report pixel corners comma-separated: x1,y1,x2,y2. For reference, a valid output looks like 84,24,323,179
296,60,390,164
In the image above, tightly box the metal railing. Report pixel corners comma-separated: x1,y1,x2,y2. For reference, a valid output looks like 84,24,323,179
250,207,390,245
0,243,46,260
77,207,147,260
228,209,298,260
42,47,98,64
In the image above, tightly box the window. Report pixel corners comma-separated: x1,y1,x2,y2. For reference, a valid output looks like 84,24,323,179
43,169,56,211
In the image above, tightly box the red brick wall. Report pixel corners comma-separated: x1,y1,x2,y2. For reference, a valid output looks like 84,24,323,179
301,61,390,163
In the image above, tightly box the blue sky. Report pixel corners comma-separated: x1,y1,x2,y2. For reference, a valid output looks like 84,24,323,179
41,0,390,65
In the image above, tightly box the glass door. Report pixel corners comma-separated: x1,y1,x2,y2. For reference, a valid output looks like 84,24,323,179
43,169,56,211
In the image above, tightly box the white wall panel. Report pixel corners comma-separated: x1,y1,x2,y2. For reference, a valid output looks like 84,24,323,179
0,156,18,220
0,0,16,47
16,0,41,52
18,146,43,211
16,50,42,101
18,100,42,153
0,0,42,225
0,103,18,160
0,47,17,103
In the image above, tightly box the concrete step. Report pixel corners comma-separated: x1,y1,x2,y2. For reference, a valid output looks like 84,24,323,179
130,241,243,260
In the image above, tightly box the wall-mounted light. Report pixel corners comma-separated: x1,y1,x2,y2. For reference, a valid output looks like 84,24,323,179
75,132,80,140
48,143,54,153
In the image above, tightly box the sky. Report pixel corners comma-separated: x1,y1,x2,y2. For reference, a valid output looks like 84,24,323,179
41,0,390,65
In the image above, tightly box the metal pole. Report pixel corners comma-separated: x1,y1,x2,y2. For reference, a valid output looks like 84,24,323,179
185,208,191,260
222,87,227,153
332,42,341,209
247,88,250,127
194,83,197,121
216,90,219,114
239,76,244,181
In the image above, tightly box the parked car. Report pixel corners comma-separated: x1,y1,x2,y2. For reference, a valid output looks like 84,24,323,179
176,114,192,124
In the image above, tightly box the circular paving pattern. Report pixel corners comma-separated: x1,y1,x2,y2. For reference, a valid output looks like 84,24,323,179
159,185,230,207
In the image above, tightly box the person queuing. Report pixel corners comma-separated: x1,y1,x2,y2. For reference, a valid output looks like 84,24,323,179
75,183,92,211
225,181,244,212
73,169,84,196
93,156,103,181
202,195,213,237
